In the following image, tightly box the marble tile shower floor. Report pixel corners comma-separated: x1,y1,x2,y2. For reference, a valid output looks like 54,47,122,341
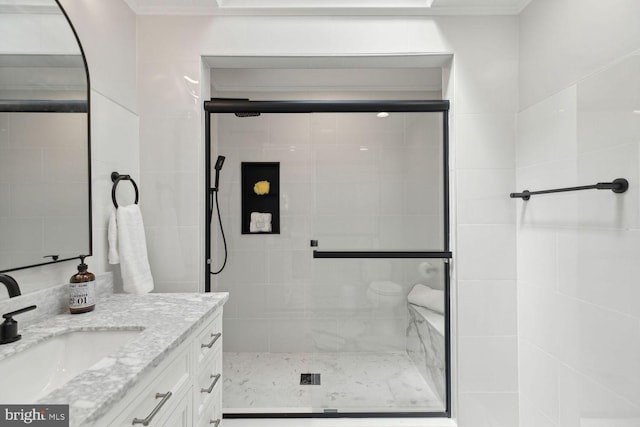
223,351,443,414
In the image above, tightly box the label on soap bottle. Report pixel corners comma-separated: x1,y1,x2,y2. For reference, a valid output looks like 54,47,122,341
70,281,95,312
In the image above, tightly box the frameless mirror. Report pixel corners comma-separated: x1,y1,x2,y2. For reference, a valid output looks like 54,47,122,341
0,0,90,272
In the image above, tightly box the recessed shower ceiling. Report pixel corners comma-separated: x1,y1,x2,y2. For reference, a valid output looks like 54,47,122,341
211,67,442,93
123,0,532,15
206,54,448,94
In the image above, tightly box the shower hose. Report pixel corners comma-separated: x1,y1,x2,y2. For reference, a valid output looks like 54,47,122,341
210,189,228,275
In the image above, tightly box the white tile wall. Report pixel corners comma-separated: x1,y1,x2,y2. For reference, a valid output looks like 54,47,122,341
90,91,140,278
456,114,516,169
519,0,640,110
518,340,559,422
519,397,556,427
517,38,640,427
515,86,577,169
436,17,519,115
137,55,204,292
457,393,519,427
458,336,518,393
457,224,516,280
456,169,515,225
457,280,517,337
558,364,640,427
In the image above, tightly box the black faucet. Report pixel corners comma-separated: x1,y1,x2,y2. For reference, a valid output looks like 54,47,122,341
0,274,21,298
0,305,36,344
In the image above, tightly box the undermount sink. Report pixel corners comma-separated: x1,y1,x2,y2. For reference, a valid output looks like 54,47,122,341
0,329,141,403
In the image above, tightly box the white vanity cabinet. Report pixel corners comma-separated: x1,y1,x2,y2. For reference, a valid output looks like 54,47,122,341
96,309,223,427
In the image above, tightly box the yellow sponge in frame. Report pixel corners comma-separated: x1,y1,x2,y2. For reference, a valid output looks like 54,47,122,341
253,180,270,195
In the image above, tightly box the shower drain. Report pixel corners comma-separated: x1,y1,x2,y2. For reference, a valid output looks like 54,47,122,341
300,373,321,385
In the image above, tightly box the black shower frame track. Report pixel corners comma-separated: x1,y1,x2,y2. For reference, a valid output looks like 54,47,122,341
204,98,451,420
0,100,88,113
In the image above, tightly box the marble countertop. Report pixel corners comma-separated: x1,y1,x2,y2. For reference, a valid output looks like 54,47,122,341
0,292,228,427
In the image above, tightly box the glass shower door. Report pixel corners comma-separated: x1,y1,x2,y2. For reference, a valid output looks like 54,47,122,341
309,112,447,252
208,101,450,418
303,111,450,415
304,258,448,414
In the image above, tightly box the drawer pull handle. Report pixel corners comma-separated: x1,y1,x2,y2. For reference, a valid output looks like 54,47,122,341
210,420,221,426
201,374,221,393
201,332,222,349
132,391,172,426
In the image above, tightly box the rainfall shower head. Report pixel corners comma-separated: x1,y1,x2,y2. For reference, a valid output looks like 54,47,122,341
234,112,261,117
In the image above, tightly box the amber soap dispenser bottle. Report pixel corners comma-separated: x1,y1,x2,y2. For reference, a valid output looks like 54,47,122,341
69,255,95,314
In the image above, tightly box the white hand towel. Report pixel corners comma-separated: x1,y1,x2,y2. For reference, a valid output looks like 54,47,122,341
108,210,119,264
114,204,154,294
249,212,272,232
407,284,444,314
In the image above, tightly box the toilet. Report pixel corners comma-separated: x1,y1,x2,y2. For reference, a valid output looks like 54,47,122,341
366,280,403,311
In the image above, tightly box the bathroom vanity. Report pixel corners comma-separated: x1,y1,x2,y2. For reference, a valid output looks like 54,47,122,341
0,274,227,427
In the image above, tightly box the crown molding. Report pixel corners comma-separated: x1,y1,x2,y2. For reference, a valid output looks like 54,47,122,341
127,3,528,16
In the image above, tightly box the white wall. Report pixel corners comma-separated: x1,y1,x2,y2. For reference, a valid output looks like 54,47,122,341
137,14,518,425
519,0,640,110
7,0,139,294
517,1,640,425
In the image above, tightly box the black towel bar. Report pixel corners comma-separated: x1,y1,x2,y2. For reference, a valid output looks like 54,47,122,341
510,178,629,200
111,171,139,208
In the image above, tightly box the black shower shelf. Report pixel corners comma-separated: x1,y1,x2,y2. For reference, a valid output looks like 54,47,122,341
241,162,280,234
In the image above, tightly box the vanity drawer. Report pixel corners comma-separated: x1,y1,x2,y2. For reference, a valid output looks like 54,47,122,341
194,351,222,421
194,311,223,366
108,346,191,427
159,390,192,427
196,388,222,427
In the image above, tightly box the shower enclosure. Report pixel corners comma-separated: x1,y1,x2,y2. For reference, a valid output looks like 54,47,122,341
204,99,451,419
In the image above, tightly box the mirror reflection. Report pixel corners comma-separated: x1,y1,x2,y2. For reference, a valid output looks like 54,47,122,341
0,0,90,272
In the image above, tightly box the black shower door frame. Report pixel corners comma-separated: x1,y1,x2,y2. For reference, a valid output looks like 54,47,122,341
204,98,452,420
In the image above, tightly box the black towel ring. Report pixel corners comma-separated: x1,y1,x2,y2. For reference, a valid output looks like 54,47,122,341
111,171,139,208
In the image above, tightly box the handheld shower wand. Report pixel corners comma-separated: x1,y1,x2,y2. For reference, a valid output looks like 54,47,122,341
213,155,225,192
210,155,227,275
